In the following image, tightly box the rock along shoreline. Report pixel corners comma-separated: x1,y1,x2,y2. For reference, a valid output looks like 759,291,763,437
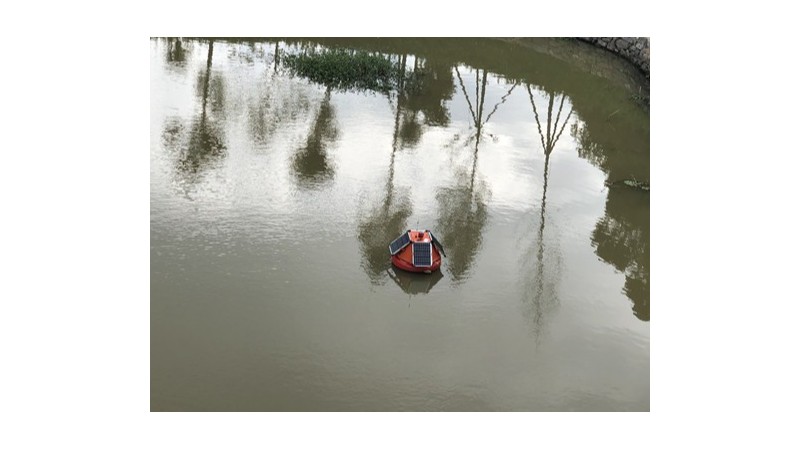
575,37,650,78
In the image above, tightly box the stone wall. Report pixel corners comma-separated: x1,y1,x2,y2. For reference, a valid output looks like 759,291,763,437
576,38,649,77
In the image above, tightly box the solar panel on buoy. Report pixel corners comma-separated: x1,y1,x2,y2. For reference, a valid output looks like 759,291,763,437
412,242,432,267
429,231,446,257
388,232,411,255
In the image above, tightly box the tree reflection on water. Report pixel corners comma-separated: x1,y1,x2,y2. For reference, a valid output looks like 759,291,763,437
519,85,573,339
244,43,313,151
591,188,649,321
572,117,650,321
436,67,515,284
356,56,415,285
394,56,454,148
291,87,338,188
356,118,412,284
165,37,187,65
161,40,227,194
356,54,454,286
154,38,649,319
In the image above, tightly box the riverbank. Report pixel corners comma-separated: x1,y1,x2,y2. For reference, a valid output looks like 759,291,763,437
576,37,650,78
496,38,648,105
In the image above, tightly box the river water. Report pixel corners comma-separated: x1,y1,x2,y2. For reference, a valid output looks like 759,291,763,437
150,37,650,411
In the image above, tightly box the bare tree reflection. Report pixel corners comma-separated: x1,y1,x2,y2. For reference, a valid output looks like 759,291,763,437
273,42,280,73
436,67,515,284
520,84,573,340
161,40,226,190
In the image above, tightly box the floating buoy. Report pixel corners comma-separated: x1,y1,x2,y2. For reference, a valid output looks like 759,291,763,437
388,229,446,274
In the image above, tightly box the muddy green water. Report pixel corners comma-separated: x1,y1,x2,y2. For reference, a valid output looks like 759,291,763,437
150,37,649,411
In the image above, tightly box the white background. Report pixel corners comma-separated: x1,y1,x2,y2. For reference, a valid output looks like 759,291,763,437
2,1,799,448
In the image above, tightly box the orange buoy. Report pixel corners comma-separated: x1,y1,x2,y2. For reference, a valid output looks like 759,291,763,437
388,229,445,274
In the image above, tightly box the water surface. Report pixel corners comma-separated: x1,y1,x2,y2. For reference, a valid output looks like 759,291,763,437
150,37,650,411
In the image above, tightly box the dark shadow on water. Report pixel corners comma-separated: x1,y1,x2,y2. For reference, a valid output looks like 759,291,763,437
387,267,444,295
